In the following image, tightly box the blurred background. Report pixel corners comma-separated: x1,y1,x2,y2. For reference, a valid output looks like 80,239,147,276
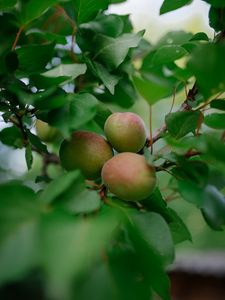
0,1,225,298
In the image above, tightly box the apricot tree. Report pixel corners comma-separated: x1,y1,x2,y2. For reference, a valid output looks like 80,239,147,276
0,0,225,299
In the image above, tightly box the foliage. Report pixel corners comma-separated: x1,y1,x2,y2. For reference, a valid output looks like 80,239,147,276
0,0,225,299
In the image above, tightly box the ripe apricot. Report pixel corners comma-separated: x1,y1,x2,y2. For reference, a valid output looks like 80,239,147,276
104,112,147,153
102,152,156,201
59,131,113,179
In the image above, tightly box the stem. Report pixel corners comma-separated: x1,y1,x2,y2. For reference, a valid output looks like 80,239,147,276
169,86,176,113
12,25,25,50
195,91,224,111
148,105,153,154
11,112,29,145
196,112,204,136
99,185,107,201
43,9,61,30
151,123,167,144
55,4,77,62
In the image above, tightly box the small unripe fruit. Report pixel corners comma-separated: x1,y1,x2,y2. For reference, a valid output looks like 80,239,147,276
102,152,156,201
104,112,147,153
36,119,59,143
59,131,113,179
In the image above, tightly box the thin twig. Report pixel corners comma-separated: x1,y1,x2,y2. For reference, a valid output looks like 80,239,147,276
148,105,153,153
169,86,176,114
12,25,25,50
195,112,204,136
55,4,77,62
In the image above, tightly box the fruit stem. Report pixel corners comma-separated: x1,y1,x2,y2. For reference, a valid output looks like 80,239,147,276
12,25,25,50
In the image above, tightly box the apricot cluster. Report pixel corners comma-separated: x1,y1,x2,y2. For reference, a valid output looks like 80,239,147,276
59,112,156,202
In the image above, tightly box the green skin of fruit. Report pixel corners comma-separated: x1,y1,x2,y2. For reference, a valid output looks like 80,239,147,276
36,119,59,143
102,152,156,202
104,112,147,153
59,131,114,180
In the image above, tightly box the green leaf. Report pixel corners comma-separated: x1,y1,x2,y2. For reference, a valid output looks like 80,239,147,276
0,182,40,284
39,170,101,214
144,147,154,165
203,0,225,8
73,0,110,24
160,0,193,15
74,262,118,300
42,63,87,84
16,43,55,74
61,189,101,214
156,31,193,47
152,45,188,66
190,32,209,41
99,77,137,108
198,134,225,172
34,93,67,110
133,73,173,105
132,212,174,265
165,111,201,139
209,6,225,31
167,208,192,244
26,30,67,45
0,0,16,11
38,170,82,204
21,0,59,24
202,185,225,230
166,134,225,172
94,31,144,70
30,74,70,89
170,64,192,81
142,188,168,215
173,159,209,186
92,62,120,94
187,43,225,98
128,223,171,300
13,86,61,108
142,189,192,244
94,103,112,130
204,113,225,129
0,126,23,148
210,99,225,111
108,249,152,300
178,180,204,206
26,130,48,153
49,93,98,137
80,14,125,37
25,144,33,170
40,210,119,291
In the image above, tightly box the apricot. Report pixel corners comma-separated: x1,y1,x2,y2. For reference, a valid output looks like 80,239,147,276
104,112,147,153
59,131,113,179
36,119,59,143
101,152,156,201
